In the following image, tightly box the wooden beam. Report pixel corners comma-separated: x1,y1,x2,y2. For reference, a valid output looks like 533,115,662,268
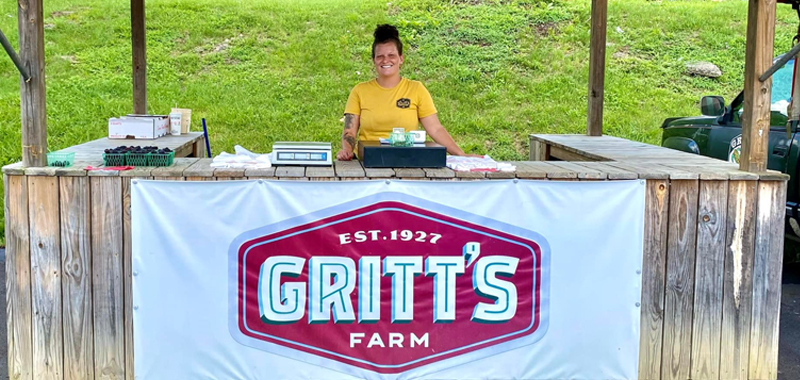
690,180,728,379
749,180,787,379
91,177,125,379
638,179,670,379
5,175,34,380
587,0,607,136
60,177,94,380
18,0,47,167
131,0,146,114
720,180,758,380
740,0,776,172
661,179,699,380
28,176,63,379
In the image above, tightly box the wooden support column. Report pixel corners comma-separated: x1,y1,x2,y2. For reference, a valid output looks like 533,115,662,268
131,0,146,114
587,0,607,136
18,0,47,167
740,0,776,172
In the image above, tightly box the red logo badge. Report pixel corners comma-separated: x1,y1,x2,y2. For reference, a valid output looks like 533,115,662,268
231,196,548,375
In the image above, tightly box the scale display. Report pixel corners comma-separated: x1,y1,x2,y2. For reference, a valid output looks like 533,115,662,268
276,152,327,161
271,142,332,166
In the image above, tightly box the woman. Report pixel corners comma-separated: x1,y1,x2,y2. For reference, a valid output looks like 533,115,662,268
337,24,474,160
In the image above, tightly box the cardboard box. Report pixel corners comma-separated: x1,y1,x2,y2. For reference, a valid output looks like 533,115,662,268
109,115,169,139
127,114,170,137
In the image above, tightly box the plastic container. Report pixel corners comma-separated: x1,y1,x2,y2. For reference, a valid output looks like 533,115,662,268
47,152,75,168
149,151,175,167
169,112,182,136
172,108,192,134
126,152,151,166
389,132,414,147
103,152,127,167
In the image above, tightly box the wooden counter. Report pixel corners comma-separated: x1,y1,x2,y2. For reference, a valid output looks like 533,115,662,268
1,135,789,380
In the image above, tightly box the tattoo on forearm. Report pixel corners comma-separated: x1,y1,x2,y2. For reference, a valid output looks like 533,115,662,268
342,113,357,149
343,135,356,149
344,113,355,130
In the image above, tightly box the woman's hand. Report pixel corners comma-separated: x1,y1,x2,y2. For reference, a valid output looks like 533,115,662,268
337,148,354,161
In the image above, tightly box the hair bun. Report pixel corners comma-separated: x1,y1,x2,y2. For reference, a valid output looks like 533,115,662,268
374,24,400,42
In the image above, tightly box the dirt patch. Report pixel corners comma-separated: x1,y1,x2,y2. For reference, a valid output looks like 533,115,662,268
388,3,401,16
212,40,231,53
197,65,214,76
612,45,631,60
449,0,493,5
513,134,527,157
49,7,89,21
484,140,494,150
533,21,559,37
59,55,78,64
459,39,491,47
44,23,55,30
50,10,75,18
195,34,244,56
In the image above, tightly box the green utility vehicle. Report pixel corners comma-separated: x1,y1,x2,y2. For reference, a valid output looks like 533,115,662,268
660,57,800,249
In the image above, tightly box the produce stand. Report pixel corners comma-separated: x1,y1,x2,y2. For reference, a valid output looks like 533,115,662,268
3,0,790,377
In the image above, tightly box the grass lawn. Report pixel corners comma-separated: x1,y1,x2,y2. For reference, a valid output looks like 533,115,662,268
0,0,798,245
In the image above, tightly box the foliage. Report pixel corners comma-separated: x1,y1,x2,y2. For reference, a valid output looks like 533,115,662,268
0,0,798,245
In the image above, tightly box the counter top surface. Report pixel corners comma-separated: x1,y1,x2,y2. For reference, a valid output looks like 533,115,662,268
0,157,782,181
2,134,788,181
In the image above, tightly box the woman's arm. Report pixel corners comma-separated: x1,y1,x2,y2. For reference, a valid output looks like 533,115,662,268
420,114,473,156
337,113,360,160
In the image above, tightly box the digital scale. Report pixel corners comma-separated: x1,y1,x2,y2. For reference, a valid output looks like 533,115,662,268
271,142,332,166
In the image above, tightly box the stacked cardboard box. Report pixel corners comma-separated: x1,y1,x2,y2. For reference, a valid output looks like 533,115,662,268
108,115,169,139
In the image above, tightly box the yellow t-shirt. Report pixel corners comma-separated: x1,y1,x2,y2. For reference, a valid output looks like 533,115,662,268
344,78,437,142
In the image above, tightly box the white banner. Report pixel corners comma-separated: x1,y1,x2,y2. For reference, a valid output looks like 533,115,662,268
132,179,645,379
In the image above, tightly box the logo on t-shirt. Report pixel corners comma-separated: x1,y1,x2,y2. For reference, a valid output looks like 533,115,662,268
396,98,411,109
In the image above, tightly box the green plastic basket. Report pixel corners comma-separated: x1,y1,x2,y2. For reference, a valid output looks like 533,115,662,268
47,152,74,168
127,152,150,166
103,152,127,167
389,132,415,147
149,151,175,167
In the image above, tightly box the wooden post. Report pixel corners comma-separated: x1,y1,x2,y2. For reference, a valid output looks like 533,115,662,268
18,0,47,167
740,0,776,172
587,0,607,137
131,0,146,114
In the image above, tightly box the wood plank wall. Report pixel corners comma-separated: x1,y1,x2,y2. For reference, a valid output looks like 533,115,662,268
2,175,788,380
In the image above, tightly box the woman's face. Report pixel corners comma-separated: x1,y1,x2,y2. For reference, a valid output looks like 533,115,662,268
373,42,403,78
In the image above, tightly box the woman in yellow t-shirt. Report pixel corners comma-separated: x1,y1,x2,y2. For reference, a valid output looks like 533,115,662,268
337,24,474,161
